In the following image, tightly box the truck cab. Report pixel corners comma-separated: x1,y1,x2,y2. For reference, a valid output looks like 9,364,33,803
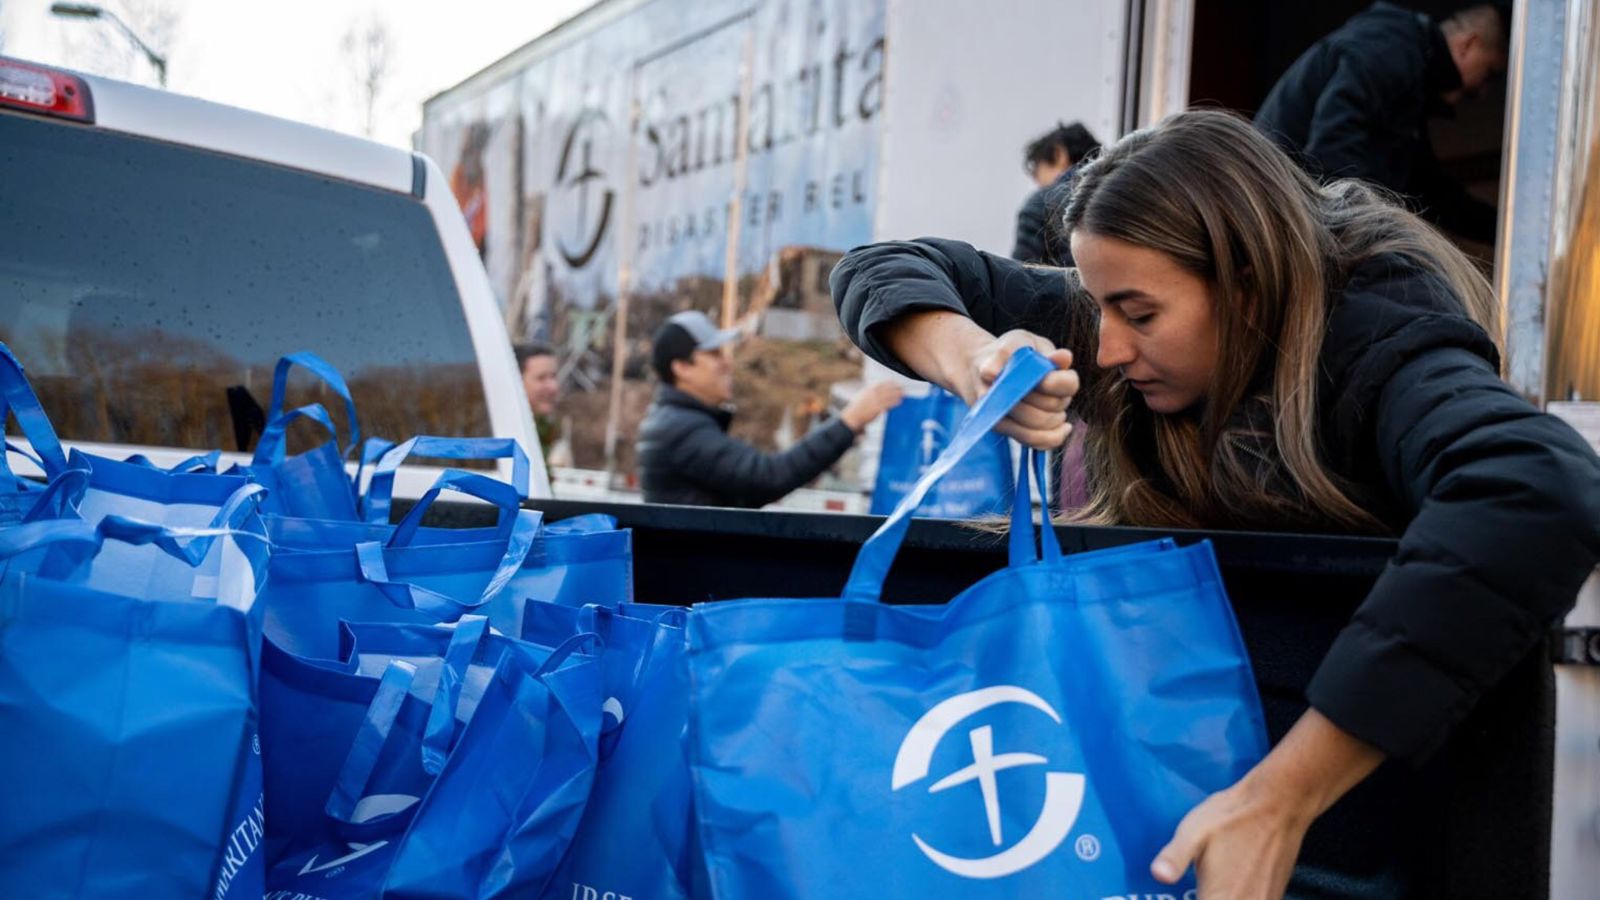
0,55,549,498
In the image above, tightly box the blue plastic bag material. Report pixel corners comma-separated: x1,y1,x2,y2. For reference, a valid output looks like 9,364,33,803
236,352,364,521
871,385,1013,519
542,513,620,535
262,617,603,898
687,349,1269,900
0,343,71,526
0,512,273,899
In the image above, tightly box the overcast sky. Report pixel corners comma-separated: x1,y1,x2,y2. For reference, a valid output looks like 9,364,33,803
0,0,593,147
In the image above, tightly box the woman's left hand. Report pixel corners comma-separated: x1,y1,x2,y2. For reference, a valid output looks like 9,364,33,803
1150,768,1314,899
1151,708,1386,899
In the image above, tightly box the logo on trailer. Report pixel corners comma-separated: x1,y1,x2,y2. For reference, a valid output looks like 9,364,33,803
891,685,1086,879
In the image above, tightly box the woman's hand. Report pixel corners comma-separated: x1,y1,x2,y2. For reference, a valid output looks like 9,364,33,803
882,311,1078,450
955,329,1078,450
1151,709,1385,899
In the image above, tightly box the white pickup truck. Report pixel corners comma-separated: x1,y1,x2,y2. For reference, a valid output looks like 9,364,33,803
0,54,548,498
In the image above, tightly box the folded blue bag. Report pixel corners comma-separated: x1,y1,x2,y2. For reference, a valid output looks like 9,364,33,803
687,349,1269,899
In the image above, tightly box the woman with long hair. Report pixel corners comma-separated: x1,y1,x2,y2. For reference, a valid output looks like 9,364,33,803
832,109,1600,897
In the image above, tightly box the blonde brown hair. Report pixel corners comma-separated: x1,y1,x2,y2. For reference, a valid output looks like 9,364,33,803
1060,109,1499,532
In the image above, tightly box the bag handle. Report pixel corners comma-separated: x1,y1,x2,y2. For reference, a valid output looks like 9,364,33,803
124,450,223,474
386,468,536,548
354,507,541,619
0,343,68,489
420,615,492,775
265,352,361,460
325,659,420,827
844,348,1055,602
1008,449,1064,567
363,436,530,525
251,402,341,465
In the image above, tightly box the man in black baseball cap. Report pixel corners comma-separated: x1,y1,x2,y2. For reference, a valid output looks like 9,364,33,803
636,310,902,507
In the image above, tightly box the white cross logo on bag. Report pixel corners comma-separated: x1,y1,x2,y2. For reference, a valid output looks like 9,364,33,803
891,686,1085,879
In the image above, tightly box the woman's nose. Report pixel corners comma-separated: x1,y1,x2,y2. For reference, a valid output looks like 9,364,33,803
1096,322,1135,370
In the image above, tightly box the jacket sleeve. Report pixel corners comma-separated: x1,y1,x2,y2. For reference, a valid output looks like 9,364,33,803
667,417,857,509
831,238,1080,379
1302,55,1415,192
1012,190,1048,263
1307,345,1600,760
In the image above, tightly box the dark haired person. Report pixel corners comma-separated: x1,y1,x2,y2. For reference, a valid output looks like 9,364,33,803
831,109,1600,897
1255,2,1510,243
635,311,902,508
514,342,561,465
1013,121,1101,266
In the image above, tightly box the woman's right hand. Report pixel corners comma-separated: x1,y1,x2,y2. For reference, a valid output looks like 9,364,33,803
955,329,1078,450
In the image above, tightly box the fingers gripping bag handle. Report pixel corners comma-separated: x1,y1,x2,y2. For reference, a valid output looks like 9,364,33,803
0,342,68,488
265,352,361,460
363,436,530,525
844,347,1057,602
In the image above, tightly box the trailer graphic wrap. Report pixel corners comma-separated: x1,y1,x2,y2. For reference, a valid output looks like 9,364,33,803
420,0,885,481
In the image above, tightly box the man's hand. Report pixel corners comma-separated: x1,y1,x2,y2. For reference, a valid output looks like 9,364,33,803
840,382,905,433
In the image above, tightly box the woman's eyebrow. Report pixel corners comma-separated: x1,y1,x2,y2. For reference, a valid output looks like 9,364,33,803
1103,289,1152,305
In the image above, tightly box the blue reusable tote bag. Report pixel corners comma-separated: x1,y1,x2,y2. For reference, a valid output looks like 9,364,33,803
688,349,1269,900
262,617,603,898
261,469,545,660
360,434,531,525
871,384,1013,519
0,510,271,899
0,343,71,526
241,352,364,520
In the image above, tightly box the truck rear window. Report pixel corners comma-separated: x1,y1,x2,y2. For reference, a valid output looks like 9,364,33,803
0,111,492,455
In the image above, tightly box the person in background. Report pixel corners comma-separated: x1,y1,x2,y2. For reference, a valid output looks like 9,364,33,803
831,109,1600,897
514,342,562,467
636,311,903,508
1014,121,1102,266
1254,2,1510,243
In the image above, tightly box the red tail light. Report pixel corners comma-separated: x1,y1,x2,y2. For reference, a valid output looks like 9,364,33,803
0,56,94,123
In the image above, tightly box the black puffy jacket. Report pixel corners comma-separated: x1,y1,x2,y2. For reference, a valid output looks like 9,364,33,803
636,386,856,508
1011,168,1077,266
831,236,1600,762
1253,2,1496,242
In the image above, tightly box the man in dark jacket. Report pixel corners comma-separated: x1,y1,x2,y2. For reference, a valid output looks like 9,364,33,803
1254,2,1508,242
1013,122,1101,266
635,310,902,507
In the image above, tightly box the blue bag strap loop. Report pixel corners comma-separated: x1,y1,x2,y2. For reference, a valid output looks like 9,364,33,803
421,615,492,775
266,351,360,460
844,348,1055,602
252,403,340,466
353,508,540,619
122,450,222,474
1008,449,1064,567
0,498,269,578
535,631,600,678
386,469,535,548
17,459,90,524
0,343,68,488
363,436,530,525
5,441,45,477
325,659,418,825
